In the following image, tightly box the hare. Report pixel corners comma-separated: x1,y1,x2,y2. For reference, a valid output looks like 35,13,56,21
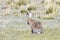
27,11,43,34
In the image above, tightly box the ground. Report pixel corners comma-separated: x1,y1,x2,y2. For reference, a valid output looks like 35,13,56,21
0,27,60,40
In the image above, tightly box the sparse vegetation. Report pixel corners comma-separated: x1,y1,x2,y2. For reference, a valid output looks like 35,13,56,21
6,0,12,5
56,2,60,5
43,17,54,20
27,6,36,11
37,16,41,18
6,0,36,14
41,0,44,4
17,0,30,6
20,6,36,14
3,13,9,16
21,9,27,13
46,7,53,14
13,12,19,16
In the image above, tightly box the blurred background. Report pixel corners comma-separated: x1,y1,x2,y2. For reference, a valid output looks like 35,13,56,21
0,0,60,29
0,0,60,40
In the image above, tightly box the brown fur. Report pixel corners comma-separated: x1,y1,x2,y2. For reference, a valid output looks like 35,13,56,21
27,18,42,34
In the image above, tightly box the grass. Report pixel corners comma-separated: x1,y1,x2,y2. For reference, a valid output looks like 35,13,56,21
21,9,27,13
56,2,60,5
17,0,30,6
27,6,36,11
46,7,53,14
43,17,54,20
3,13,10,16
13,12,19,16
0,27,60,40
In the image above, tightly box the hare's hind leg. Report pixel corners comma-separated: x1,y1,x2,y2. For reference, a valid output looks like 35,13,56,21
33,28,42,34
31,29,34,33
